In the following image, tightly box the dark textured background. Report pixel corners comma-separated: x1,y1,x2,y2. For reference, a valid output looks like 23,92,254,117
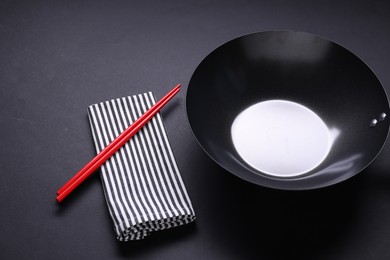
1,0,390,259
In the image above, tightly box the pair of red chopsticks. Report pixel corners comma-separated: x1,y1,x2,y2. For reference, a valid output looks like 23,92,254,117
56,84,181,203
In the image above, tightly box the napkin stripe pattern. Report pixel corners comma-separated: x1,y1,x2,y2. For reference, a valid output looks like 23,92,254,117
87,92,195,241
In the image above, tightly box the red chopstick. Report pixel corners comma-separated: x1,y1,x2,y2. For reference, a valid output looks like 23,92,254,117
56,84,181,202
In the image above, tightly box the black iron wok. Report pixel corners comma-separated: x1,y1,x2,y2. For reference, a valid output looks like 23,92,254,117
186,31,389,190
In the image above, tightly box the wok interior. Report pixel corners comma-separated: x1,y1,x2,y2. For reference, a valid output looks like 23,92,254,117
187,31,389,189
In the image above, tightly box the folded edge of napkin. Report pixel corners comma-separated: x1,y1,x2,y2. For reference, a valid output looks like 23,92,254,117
87,91,195,241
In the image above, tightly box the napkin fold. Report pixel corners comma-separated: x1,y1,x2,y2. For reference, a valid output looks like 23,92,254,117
87,91,195,241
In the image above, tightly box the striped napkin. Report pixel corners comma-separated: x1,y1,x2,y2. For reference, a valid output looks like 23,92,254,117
87,92,195,241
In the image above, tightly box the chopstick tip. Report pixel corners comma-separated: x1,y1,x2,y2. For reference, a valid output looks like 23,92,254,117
56,195,63,203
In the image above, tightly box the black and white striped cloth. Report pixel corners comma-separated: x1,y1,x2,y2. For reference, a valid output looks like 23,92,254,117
87,92,195,241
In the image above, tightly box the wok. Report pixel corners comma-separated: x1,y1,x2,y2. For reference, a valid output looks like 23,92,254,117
186,31,389,190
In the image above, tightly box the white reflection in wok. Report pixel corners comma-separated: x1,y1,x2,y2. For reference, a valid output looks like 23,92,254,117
231,100,340,177
312,154,362,177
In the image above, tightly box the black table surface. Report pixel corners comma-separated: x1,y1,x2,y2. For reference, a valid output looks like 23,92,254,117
1,1,390,259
